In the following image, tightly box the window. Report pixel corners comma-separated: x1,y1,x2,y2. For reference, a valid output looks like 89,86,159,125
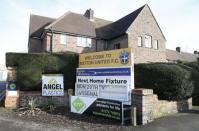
114,43,120,49
87,38,92,47
60,34,67,45
154,40,158,49
77,37,92,47
138,36,142,47
144,35,152,48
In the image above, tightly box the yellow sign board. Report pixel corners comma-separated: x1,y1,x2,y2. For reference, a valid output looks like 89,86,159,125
79,48,132,68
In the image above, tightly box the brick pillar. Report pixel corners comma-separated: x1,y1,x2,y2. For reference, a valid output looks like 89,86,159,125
5,67,19,108
187,97,192,110
67,89,73,110
132,88,154,125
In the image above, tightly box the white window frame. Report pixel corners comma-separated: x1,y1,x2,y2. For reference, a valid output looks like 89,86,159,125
154,40,158,49
60,34,67,45
87,38,92,47
138,36,142,47
77,37,92,47
144,35,152,48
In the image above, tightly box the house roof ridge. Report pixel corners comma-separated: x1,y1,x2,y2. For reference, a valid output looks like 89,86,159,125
114,4,145,23
44,11,71,30
30,14,56,20
166,49,195,55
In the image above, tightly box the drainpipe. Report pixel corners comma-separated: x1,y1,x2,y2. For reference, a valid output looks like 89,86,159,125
96,39,98,52
49,27,53,53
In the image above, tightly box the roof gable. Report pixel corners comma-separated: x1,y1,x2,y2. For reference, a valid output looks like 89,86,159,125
45,12,96,37
145,5,166,41
129,4,166,41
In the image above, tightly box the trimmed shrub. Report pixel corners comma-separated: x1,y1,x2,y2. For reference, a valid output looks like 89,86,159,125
135,63,194,101
6,53,78,91
185,61,199,105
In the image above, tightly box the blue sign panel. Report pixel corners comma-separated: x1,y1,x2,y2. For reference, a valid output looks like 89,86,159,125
77,67,131,76
7,81,17,91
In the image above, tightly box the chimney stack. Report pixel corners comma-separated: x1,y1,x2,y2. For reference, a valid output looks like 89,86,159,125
176,47,181,53
84,8,94,21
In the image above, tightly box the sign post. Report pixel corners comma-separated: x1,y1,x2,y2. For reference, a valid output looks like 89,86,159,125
71,48,134,123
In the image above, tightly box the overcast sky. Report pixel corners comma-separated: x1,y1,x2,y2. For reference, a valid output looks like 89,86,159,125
0,0,199,65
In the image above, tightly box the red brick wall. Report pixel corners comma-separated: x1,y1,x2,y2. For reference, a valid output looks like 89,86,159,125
19,91,69,107
43,33,96,53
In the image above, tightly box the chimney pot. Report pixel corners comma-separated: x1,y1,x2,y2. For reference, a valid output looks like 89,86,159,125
84,8,94,21
176,47,181,53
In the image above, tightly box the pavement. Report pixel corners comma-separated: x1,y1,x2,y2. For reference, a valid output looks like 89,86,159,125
133,108,199,131
0,107,199,131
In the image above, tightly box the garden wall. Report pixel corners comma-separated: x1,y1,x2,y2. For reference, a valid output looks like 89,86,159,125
153,94,192,119
132,89,192,125
19,91,70,107
17,89,192,125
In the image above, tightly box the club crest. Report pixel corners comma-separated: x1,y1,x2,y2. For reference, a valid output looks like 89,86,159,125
119,50,130,64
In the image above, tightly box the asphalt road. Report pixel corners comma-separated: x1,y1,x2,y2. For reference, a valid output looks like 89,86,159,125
0,117,82,131
133,109,199,131
0,108,199,131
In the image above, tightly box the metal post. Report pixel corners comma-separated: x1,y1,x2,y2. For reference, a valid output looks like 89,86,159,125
68,89,73,111
131,107,137,126
122,103,124,125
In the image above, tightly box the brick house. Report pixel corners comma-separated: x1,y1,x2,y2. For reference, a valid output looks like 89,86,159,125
28,4,166,63
28,4,197,63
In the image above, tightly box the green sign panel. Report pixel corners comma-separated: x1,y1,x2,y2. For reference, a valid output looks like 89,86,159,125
72,97,86,112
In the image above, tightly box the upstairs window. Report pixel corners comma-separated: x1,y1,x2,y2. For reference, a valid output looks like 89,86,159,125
154,40,158,49
60,34,67,45
138,36,142,47
87,38,92,47
114,43,120,49
77,37,92,47
145,35,152,48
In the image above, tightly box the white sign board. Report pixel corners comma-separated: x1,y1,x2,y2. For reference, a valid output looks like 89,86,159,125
42,74,64,96
75,84,129,101
7,91,18,97
75,67,133,104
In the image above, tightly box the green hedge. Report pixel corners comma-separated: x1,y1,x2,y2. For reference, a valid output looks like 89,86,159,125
135,63,194,101
6,53,78,91
185,61,199,105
